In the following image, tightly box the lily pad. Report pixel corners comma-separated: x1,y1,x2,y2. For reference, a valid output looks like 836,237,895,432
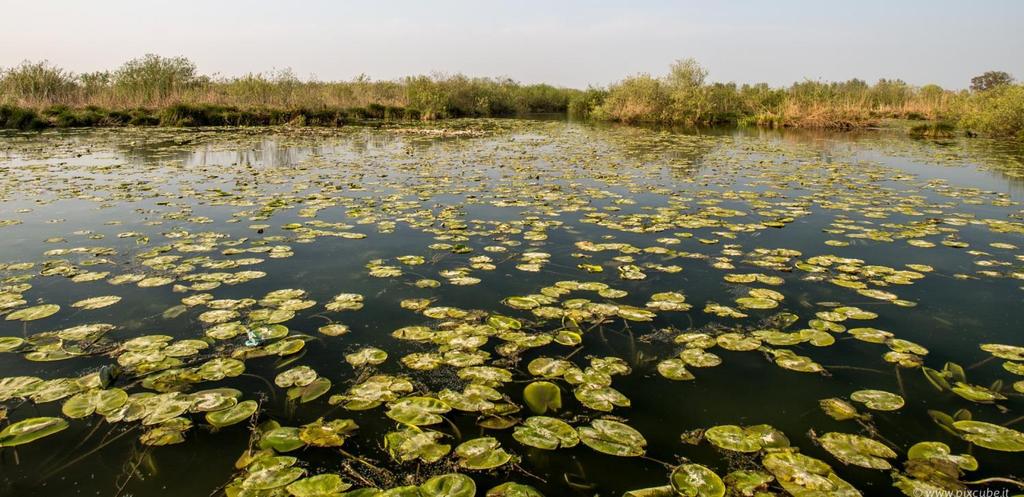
0,417,69,446
850,389,904,411
286,474,352,497
577,419,646,457
952,420,1024,452
455,437,513,469
6,304,60,321
384,427,451,463
420,473,477,497
513,416,579,450
299,418,358,447
817,432,896,469
206,400,259,428
485,482,544,497
386,396,451,426
523,381,561,414
670,464,725,497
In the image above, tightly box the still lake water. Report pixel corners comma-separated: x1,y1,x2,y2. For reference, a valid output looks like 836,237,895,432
0,120,1022,497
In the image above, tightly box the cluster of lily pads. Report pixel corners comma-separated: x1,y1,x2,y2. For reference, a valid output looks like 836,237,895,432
0,122,1023,496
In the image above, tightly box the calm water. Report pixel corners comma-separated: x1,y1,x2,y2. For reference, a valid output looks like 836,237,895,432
0,120,1022,497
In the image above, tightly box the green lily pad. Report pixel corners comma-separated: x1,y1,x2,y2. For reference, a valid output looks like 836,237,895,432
485,482,544,497
330,375,413,410
953,420,1024,452
261,426,305,452
622,486,676,497
817,432,896,469
657,358,695,381
244,466,306,490
386,397,451,426
907,441,978,471
299,418,358,447
420,473,476,497
0,336,25,352
61,388,128,418
577,419,646,457
288,377,332,404
670,464,725,497
762,451,857,496
574,385,630,412
206,399,259,428
523,381,561,414
6,304,60,321
455,437,513,469
950,382,1006,403
0,417,69,446
703,424,788,453
440,384,501,412
286,474,352,497
722,470,774,497
819,398,862,421
384,427,451,463
276,366,318,388
512,416,579,450
850,389,904,411
71,296,122,310
345,347,388,367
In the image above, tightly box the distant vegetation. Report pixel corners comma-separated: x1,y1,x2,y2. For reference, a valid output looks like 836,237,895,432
1,55,1021,140
0,55,576,129
572,59,1023,140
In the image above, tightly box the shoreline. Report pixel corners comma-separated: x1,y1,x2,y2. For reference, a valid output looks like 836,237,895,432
0,104,975,140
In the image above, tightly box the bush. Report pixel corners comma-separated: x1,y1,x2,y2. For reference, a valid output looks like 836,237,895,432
594,74,669,123
0,61,78,106
960,84,1024,140
568,88,608,119
114,54,198,106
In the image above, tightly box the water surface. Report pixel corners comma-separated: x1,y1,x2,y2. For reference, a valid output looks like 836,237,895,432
1,120,1022,497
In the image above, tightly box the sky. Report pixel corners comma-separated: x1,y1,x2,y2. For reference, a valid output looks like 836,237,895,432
2,0,1022,89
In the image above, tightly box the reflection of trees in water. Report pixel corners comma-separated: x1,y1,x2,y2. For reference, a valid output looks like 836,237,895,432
721,126,1024,196
572,121,712,182
959,139,1024,194
24,123,1024,198
110,128,476,171
569,122,1024,198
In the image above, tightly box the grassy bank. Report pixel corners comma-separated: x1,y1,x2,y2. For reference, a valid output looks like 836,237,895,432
2,55,1022,140
0,55,577,129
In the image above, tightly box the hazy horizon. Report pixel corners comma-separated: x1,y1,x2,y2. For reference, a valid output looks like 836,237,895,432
3,0,1022,89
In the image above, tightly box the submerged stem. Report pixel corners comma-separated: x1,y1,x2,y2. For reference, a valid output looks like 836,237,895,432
964,477,1024,488
42,426,139,480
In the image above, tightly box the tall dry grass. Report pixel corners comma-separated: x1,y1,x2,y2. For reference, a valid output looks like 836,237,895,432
0,55,576,118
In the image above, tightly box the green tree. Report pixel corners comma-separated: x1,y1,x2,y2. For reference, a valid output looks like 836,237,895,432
970,71,1014,92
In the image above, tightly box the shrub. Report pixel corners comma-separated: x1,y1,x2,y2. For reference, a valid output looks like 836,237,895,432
0,61,78,106
594,74,669,123
960,84,1024,140
114,54,198,106
568,88,608,119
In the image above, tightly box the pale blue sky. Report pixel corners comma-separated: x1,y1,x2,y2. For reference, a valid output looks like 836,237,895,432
2,0,1022,89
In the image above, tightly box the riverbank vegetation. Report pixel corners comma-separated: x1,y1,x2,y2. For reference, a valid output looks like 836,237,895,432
572,59,1023,140
0,55,575,129
2,55,1021,140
